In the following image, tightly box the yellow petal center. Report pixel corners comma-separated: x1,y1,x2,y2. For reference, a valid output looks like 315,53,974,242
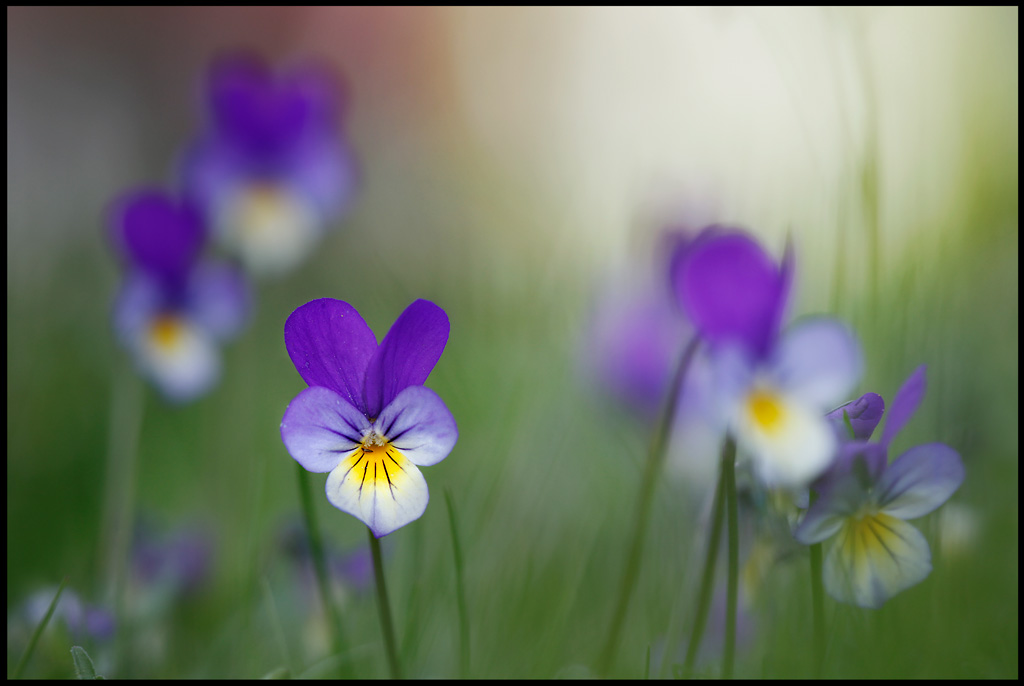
748,389,787,434
149,314,186,351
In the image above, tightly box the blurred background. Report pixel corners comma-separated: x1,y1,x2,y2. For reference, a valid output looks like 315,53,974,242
7,7,1017,679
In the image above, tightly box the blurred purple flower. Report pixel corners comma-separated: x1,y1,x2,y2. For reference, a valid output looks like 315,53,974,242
672,228,862,487
108,189,251,402
280,299,458,537
181,52,357,276
132,520,214,596
795,366,965,608
21,587,114,643
278,517,376,597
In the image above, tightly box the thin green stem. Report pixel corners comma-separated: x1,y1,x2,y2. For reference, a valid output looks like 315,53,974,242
296,464,348,678
680,443,728,679
369,528,402,679
809,491,826,677
598,337,701,675
98,364,144,676
13,576,69,679
722,436,738,680
445,489,470,679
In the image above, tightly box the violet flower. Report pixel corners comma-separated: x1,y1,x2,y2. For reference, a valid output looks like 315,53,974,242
181,52,357,276
795,366,965,608
109,189,250,402
671,229,862,487
280,299,458,538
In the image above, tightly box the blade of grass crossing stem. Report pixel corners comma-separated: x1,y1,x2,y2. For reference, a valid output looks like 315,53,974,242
13,576,70,679
445,488,471,678
599,337,700,675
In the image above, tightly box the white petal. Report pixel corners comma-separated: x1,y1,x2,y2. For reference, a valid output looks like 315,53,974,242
325,445,429,538
216,183,322,277
732,388,836,488
823,512,932,609
136,314,219,402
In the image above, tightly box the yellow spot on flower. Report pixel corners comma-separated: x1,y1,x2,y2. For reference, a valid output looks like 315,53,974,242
748,389,786,434
149,314,185,351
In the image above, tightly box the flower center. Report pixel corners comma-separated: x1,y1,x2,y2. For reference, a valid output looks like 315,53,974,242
747,389,787,434
149,314,186,351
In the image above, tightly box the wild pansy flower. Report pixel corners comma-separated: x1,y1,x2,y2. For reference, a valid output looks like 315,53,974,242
795,366,965,608
19,587,115,644
671,228,862,488
109,189,250,402
181,52,357,276
280,299,458,538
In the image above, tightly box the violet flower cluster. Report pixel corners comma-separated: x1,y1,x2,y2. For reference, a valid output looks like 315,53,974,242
181,53,357,277
280,299,458,538
109,190,250,402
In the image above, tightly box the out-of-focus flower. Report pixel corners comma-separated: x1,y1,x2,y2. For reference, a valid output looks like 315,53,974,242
132,519,214,597
795,366,965,608
672,228,862,487
181,52,357,276
278,517,376,598
19,587,115,644
108,189,251,402
280,299,458,537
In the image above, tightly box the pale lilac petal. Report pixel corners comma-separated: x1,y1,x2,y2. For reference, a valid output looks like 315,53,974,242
823,513,932,609
826,393,885,441
876,443,964,519
770,318,862,408
364,300,449,419
325,444,429,538
284,299,378,416
376,386,458,467
880,365,927,448
671,230,786,358
112,272,163,346
186,261,252,341
281,386,371,473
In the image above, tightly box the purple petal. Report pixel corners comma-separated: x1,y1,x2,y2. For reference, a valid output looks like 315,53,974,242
376,386,458,467
185,261,252,341
284,299,379,415
281,386,371,473
811,441,887,502
770,318,862,408
880,365,927,448
671,230,787,358
112,271,164,345
363,300,450,419
108,189,205,288
283,134,358,219
826,393,885,441
876,443,964,519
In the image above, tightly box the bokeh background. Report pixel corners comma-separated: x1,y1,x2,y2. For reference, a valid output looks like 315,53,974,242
7,6,1017,679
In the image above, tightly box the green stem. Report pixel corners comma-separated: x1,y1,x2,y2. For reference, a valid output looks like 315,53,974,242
98,364,144,676
296,464,348,678
722,436,738,679
809,491,825,677
598,337,701,675
680,442,729,679
13,576,69,679
369,528,402,679
445,489,470,679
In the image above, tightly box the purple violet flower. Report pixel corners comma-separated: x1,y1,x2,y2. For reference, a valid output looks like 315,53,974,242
109,189,251,402
795,366,965,608
280,299,458,538
181,52,357,276
671,228,862,487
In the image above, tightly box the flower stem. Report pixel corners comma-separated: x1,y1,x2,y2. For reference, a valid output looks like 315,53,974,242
809,491,826,677
680,441,728,679
598,337,701,675
445,488,471,679
722,436,739,679
369,528,402,679
98,363,144,675
296,464,349,678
